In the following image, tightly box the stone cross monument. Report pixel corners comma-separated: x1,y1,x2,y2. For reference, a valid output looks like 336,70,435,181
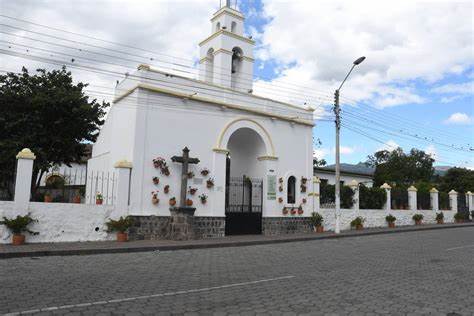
168,147,200,240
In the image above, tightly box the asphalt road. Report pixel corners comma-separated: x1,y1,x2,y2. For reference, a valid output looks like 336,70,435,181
1,227,473,316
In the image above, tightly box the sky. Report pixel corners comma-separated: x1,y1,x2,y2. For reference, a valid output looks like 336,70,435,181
0,0,473,168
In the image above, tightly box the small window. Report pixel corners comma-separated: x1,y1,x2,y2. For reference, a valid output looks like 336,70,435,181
287,176,296,204
231,21,237,33
216,22,221,32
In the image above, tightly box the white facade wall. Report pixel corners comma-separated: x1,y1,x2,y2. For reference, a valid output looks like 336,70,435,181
315,171,373,187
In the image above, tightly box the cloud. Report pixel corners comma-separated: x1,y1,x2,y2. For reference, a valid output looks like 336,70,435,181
257,0,472,108
313,148,328,159
377,140,399,152
443,112,473,125
425,144,438,160
431,81,473,103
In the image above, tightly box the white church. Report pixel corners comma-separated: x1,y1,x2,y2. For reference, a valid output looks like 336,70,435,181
88,2,315,238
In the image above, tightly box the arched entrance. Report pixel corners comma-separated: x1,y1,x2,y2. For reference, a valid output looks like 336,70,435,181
225,127,266,235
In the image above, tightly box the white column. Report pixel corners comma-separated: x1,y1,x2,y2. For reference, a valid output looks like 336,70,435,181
311,177,320,212
258,157,278,218
349,180,359,210
114,160,132,215
466,191,473,212
408,185,417,212
14,148,36,211
430,188,439,212
211,149,228,217
449,190,458,211
380,183,391,212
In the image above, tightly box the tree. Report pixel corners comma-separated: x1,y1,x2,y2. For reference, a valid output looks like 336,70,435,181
367,147,434,186
437,167,474,193
313,157,327,167
0,67,108,197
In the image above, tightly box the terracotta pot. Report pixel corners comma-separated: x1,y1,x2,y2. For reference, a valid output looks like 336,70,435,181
207,183,214,189
356,224,363,230
44,195,53,203
117,232,128,242
164,187,170,194
315,226,324,233
278,198,283,203
201,170,209,176
437,219,444,224
190,189,197,195
388,222,395,228
201,199,207,204
455,219,464,224
73,196,81,204
153,178,159,185
415,220,422,225
12,234,25,246
169,199,176,206
96,199,103,205
186,199,193,206
152,198,159,205
297,209,304,215
282,209,288,215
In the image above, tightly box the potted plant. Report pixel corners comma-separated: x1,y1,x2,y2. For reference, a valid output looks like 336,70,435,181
435,212,444,224
302,198,307,204
151,191,159,205
169,196,176,206
153,157,166,169
200,168,210,176
105,216,134,242
350,216,365,230
279,185,283,192
199,193,208,204
278,197,283,203
454,212,465,223
44,192,53,203
297,205,304,215
385,214,396,228
189,186,198,195
0,214,38,245
310,212,324,233
72,193,81,204
412,214,423,225
282,207,289,215
290,208,297,215
96,192,103,205
301,177,308,184
161,165,170,176
187,171,194,179
164,184,170,194
206,178,214,188
279,177,283,183
300,184,307,193
152,176,159,185
186,199,193,206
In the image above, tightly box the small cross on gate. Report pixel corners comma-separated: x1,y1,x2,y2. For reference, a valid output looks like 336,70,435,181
171,147,200,207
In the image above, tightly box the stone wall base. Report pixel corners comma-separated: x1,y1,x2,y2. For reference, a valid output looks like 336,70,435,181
262,217,313,235
128,216,225,240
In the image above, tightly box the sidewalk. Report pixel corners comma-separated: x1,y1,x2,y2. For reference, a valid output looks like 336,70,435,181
1,222,473,259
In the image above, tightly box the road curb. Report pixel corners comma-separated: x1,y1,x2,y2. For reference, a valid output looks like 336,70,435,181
1,223,473,259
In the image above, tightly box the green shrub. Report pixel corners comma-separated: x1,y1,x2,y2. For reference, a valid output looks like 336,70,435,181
435,212,444,221
106,216,134,233
320,182,354,208
412,214,423,221
391,185,409,209
309,212,323,227
359,184,387,209
453,212,468,221
385,214,396,223
471,211,474,220
350,216,365,227
0,214,38,235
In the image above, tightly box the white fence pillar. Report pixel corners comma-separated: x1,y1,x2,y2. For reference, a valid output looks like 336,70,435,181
380,183,391,212
408,185,417,211
349,180,359,210
114,160,132,214
14,148,36,211
449,190,458,211
466,191,473,212
430,188,439,212
311,177,320,212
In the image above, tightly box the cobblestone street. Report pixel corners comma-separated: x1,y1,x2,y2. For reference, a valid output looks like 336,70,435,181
1,227,473,315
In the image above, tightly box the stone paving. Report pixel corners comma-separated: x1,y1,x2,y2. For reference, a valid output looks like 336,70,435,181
1,226,473,315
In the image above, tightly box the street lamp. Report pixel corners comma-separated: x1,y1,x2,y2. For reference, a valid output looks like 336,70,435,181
334,56,365,234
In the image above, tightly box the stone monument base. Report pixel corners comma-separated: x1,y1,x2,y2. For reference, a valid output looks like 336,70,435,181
167,207,196,240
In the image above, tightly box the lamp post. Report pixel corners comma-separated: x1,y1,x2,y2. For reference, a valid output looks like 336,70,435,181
334,56,365,234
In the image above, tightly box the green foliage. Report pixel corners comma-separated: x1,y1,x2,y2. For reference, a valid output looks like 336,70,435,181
454,212,468,221
435,212,444,221
385,214,396,223
309,212,323,227
0,67,109,196
350,216,365,227
313,157,327,167
412,214,424,221
471,211,474,220
320,182,354,208
439,191,450,210
0,214,38,235
359,184,387,209
106,216,134,233
367,148,434,187
390,185,409,209
437,168,474,193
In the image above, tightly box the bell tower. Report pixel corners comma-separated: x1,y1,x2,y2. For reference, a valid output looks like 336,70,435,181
198,0,255,93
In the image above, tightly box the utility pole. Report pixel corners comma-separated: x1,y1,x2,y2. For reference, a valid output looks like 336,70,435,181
334,56,366,234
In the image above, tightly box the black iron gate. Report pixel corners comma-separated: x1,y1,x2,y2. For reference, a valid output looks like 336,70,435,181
225,176,263,235
458,193,470,220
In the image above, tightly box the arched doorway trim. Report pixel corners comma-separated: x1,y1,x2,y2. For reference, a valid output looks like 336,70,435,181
214,117,276,158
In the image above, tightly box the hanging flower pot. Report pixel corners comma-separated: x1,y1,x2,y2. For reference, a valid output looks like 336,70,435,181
300,185,307,193
153,157,165,169
290,208,297,215
169,197,176,206
164,185,170,194
161,166,170,176
279,177,283,183
152,177,160,185
200,168,210,176
187,171,194,179
186,199,193,206
279,186,283,192
206,178,214,188
301,177,308,184
282,208,289,215
199,194,208,204
302,198,307,204
297,208,304,215
151,191,159,205
278,197,283,203
189,187,198,195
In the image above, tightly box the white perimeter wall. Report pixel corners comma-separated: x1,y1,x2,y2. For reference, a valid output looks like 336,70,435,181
315,172,374,187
